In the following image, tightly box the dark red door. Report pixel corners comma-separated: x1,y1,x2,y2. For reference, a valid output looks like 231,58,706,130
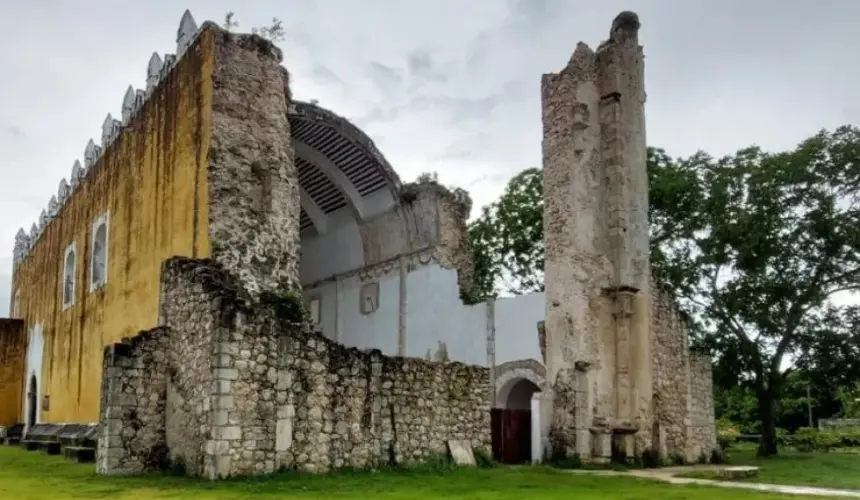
491,408,531,464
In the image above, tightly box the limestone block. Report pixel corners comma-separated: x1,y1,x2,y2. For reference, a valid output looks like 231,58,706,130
447,440,476,466
719,466,759,480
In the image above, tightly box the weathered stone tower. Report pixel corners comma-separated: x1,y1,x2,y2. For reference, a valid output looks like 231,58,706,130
542,11,652,461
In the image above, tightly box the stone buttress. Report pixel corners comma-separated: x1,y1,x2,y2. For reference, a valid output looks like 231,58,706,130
541,11,652,462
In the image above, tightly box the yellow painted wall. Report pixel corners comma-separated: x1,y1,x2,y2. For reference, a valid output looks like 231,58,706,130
10,27,217,424
0,319,26,426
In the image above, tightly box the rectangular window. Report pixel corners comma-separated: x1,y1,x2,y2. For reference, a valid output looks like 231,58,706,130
309,297,321,327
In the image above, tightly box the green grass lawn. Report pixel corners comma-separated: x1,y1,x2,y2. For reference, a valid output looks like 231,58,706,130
0,446,847,500
684,444,860,490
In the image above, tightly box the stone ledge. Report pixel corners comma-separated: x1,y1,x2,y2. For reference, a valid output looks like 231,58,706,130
719,466,759,480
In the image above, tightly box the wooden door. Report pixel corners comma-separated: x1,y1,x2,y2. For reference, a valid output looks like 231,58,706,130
491,408,532,464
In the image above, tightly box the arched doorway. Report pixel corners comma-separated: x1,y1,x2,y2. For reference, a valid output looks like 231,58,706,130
492,377,542,464
27,375,37,429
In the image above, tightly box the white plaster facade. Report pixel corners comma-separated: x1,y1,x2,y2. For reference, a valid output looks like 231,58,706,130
23,322,44,430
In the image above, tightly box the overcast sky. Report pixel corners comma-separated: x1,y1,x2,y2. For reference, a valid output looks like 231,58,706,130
2,0,859,316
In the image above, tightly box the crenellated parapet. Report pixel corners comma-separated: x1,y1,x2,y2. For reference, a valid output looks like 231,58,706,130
11,9,201,271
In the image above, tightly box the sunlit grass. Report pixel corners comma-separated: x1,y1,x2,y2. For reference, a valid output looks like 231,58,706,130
0,445,844,499
681,443,860,490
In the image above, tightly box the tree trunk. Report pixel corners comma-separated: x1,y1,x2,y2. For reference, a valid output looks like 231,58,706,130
757,376,780,457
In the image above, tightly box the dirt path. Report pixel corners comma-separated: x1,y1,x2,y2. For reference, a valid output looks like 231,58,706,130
566,466,860,498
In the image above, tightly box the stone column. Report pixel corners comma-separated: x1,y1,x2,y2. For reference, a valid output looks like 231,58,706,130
486,297,496,407
542,11,652,461
530,393,543,463
96,345,131,475
398,255,407,356
596,14,653,455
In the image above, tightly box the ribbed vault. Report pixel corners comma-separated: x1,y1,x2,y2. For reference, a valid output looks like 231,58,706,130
288,101,402,235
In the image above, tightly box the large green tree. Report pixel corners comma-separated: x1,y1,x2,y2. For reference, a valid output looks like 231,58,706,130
655,126,860,456
469,126,860,456
468,167,543,297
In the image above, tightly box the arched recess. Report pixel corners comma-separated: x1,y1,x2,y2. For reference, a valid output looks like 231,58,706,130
62,243,76,309
289,100,409,286
23,322,44,431
494,360,549,406
27,376,37,429
492,360,548,465
90,213,109,291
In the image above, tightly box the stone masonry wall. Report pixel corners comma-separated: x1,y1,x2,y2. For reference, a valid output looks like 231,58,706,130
158,258,227,476
650,280,690,459
99,257,490,478
97,328,169,474
688,352,717,460
98,257,257,478
207,27,300,298
650,277,718,463
279,329,490,472
397,180,476,299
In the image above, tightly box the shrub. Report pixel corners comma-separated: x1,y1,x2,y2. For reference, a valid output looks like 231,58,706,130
639,448,661,469
710,447,727,464
716,418,740,451
792,427,853,452
548,450,582,470
793,427,819,452
839,429,860,448
817,431,842,452
259,282,310,324
776,428,790,446
472,447,497,468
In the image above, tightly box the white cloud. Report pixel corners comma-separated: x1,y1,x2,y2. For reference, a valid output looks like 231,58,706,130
2,0,860,312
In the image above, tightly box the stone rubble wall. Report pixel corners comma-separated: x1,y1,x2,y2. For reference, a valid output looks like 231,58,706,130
650,278,718,462
99,257,490,478
279,329,491,472
207,27,300,298
650,280,690,459
97,328,169,474
158,258,231,476
688,352,717,460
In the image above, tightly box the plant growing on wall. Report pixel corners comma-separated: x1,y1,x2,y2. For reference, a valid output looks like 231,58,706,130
222,11,285,42
259,281,310,325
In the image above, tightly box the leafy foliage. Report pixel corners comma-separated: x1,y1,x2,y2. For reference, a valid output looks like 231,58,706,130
260,282,310,324
651,126,860,455
837,382,860,418
716,418,741,450
789,427,850,452
468,167,543,297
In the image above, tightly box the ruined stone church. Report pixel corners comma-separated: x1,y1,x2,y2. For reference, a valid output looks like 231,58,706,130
0,10,716,478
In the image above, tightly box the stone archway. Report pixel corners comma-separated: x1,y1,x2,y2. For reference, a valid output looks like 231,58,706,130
491,361,548,464
23,322,43,432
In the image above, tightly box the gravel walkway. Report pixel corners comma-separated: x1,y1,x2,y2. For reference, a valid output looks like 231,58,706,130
566,466,860,498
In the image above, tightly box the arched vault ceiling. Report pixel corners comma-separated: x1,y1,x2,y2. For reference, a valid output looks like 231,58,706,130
288,101,402,235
